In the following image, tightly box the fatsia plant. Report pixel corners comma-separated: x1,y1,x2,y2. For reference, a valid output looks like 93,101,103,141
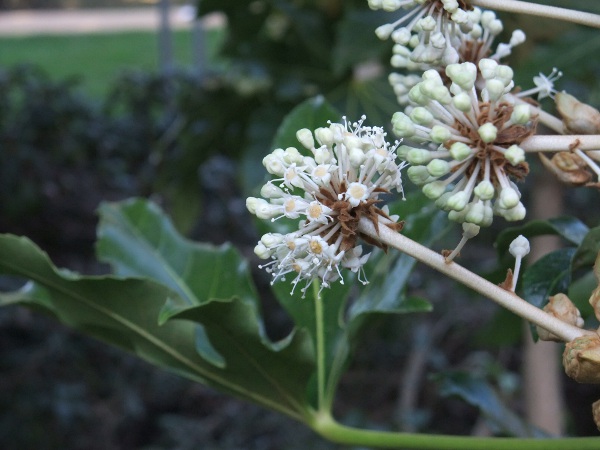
4,0,600,449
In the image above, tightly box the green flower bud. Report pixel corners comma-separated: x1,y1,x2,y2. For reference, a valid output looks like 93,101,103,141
511,104,531,124
426,159,451,177
499,187,520,209
449,142,472,161
410,107,434,125
407,165,431,185
505,145,525,165
422,181,447,199
478,123,498,143
452,92,472,112
473,180,495,200
407,148,433,165
447,191,469,211
430,125,452,143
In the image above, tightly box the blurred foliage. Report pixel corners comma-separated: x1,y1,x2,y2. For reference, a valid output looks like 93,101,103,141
1,0,600,448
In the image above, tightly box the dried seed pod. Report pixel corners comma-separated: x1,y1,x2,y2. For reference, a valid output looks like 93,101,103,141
556,92,600,134
594,399,600,432
539,152,593,186
538,293,584,342
590,252,600,323
563,335,600,384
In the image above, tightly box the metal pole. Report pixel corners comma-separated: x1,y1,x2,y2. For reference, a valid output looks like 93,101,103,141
158,0,174,74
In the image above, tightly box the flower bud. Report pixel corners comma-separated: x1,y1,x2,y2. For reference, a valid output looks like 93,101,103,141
407,148,433,165
430,125,452,143
452,92,472,112
296,128,314,150
407,166,431,185
590,253,600,322
375,24,394,40
392,112,416,137
410,107,434,125
447,191,469,211
422,181,447,199
449,142,472,161
499,187,520,209
474,180,495,200
511,104,531,124
505,145,526,165
314,127,334,147
427,159,451,177
478,123,498,143
563,336,600,384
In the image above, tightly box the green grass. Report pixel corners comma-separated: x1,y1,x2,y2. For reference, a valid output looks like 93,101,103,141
0,28,224,98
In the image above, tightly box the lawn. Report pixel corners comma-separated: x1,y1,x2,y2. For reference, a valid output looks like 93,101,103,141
0,28,224,98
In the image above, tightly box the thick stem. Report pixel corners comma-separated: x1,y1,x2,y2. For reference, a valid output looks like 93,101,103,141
358,218,594,342
521,134,600,152
309,410,600,449
470,0,600,29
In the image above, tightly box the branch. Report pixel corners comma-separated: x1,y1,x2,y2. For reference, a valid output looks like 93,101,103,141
470,0,600,29
521,134,600,152
358,218,594,343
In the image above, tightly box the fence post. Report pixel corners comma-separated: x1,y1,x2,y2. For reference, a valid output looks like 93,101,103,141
158,0,174,74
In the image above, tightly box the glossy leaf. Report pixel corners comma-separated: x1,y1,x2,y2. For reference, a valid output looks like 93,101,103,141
271,96,341,152
0,233,315,422
97,198,260,367
522,248,576,309
496,217,589,257
572,226,600,271
436,372,548,438
97,198,257,307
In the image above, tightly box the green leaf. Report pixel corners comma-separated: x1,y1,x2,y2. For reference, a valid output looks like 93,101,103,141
271,96,341,151
436,372,548,438
522,248,576,309
572,226,600,271
0,233,315,422
97,198,258,307
97,198,261,367
496,217,589,257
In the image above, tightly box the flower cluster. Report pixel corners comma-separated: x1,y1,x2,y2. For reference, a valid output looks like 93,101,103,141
370,0,475,67
247,117,406,296
392,59,537,226
386,7,526,105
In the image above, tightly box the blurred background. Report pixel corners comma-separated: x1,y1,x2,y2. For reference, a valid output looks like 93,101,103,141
1,0,600,448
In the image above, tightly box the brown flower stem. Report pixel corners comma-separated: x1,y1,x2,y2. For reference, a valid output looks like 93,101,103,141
521,134,600,152
470,0,600,29
358,218,595,342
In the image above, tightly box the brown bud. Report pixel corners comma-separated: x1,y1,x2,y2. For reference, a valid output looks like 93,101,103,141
539,152,593,186
556,92,600,134
594,399,600,432
537,293,584,341
563,335,600,383
590,252,600,323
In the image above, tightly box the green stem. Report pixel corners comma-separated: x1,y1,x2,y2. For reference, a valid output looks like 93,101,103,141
313,281,326,410
470,0,600,29
309,411,600,450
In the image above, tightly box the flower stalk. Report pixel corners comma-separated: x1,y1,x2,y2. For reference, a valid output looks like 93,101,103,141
470,0,600,29
521,134,600,152
358,217,595,343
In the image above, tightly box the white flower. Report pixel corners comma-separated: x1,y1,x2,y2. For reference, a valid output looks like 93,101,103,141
392,60,537,226
248,116,407,296
517,67,562,100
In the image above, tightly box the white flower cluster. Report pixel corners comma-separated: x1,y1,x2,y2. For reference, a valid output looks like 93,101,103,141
391,59,536,226
385,6,526,105
371,0,475,68
247,117,406,296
